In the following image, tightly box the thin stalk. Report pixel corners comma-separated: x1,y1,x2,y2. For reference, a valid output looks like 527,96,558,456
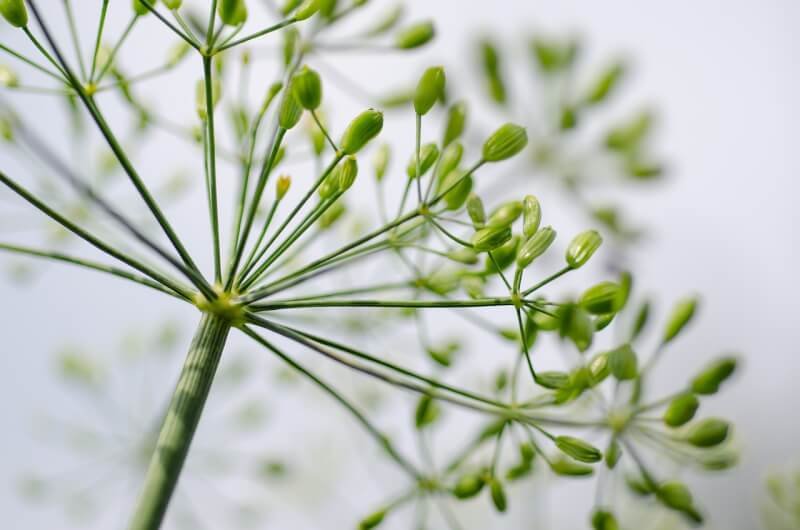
215,18,298,52
63,0,87,80
202,56,222,283
250,296,516,312
94,15,137,83
128,313,231,530
88,0,111,82
0,43,64,82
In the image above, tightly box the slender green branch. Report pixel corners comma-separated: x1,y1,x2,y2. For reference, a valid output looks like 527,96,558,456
215,18,299,52
202,56,222,283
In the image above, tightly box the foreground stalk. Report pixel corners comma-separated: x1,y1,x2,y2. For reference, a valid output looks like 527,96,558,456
128,313,231,530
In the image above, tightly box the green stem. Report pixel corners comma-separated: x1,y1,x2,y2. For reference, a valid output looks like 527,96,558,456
202,56,222,283
250,296,516,311
64,0,87,80
215,18,298,52
89,0,111,82
128,313,231,530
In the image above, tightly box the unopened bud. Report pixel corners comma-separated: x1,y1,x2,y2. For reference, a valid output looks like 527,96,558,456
686,418,730,448
471,226,511,253
465,193,485,228
340,109,383,154
488,200,522,228
609,343,637,380
663,393,699,428
556,436,602,463
406,143,439,179
662,296,698,344
336,155,358,191
452,473,485,499
413,66,445,116
438,169,473,210
550,458,594,477
566,229,602,269
278,91,303,129
0,0,27,27
435,141,463,181
292,66,322,110
276,174,291,200
691,357,737,395
591,510,618,530
132,0,150,16
522,195,541,237
535,371,571,390
580,281,624,315
395,20,435,49
516,226,556,268
443,101,467,146
357,508,386,529
162,0,183,9
489,479,507,512
584,60,625,105
294,0,319,20
482,123,528,162
218,0,248,25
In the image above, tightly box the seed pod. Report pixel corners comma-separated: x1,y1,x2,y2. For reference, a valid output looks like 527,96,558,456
480,38,507,104
218,0,248,25
414,66,446,116
630,299,650,341
580,281,624,315
277,90,303,130
584,60,626,105
372,143,390,181
691,357,737,395
657,481,694,511
662,296,698,344
358,508,386,529
406,143,439,179
336,156,358,192
340,109,384,154
438,169,473,210
447,248,478,265
535,371,571,390
664,393,699,427
0,0,27,27
489,479,507,512
443,101,467,146
276,174,291,199
555,436,602,463
607,344,637,380
626,475,654,497
606,109,654,152
516,226,556,269
482,123,528,162
466,193,486,228
260,81,284,112
485,236,519,273
522,195,541,237
0,64,19,87
471,226,511,253
318,0,336,18
604,438,621,469
281,0,302,13
557,303,594,352
488,201,523,228
566,230,602,269
591,510,619,530
587,352,610,385
452,474,485,499
395,20,435,49
435,142,463,181
132,0,150,16
162,0,183,9
414,395,440,429
686,418,730,448
550,458,594,477
294,0,319,20
292,66,322,110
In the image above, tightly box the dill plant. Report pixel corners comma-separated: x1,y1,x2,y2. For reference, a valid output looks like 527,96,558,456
0,1,739,529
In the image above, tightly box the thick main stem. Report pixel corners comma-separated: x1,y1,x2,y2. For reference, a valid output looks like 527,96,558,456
128,313,231,530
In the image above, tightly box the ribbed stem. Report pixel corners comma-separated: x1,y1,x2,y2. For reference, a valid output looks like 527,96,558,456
128,313,231,530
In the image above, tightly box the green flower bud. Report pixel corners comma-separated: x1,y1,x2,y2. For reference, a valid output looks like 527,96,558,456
626,475,654,497
0,64,19,87
218,0,248,25
293,0,319,20
522,195,541,238
480,38,507,104
414,66,445,115
535,371,571,390
435,141,463,181
358,508,386,529
489,479,507,512
580,281,624,315
686,418,730,448
559,105,578,130
488,200,522,228
471,226,511,253
630,299,651,341
318,200,345,229
609,343,637,380
132,0,150,16
340,109,384,154
372,143,390,181
664,393,699,428
452,473,485,499
485,236,519,273
395,20,435,49
443,101,467,146
531,37,579,73
162,0,183,9
605,109,653,152
421,268,460,296
591,510,619,530
584,60,625,105
278,91,303,129
318,0,336,17
466,193,485,228
0,0,26,27
657,481,694,511
556,436,602,463
566,229,602,269
550,458,594,477
691,357,737,395
406,143,439,179
482,123,528,162
604,438,621,469
447,248,478,265
438,169,473,210
336,155,358,192
292,66,322,110
662,296,698,344
414,395,440,429
276,174,291,200
516,226,556,268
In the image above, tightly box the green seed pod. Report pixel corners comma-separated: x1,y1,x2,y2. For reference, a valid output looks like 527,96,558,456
686,418,730,448
414,66,446,116
664,393,699,428
587,352,610,385
605,109,654,152
395,20,435,49
276,174,291,200
260,81,284,112
626,475,654,497
0,0,27,27
435,141,463,181
293,0,319,20
566,229,602,269
372,143,390,181
584,60,626,105
555,436,602,463
340,109,384,154
318,200,346,229
591,510,619,530
443,101,467,146
559,105,578,130
336,156,358,192
447,248,478,265
516,226,556,268
414,395,440,429
604,438,621,469
535,371,571,390
318,0,336,18
292,66,322,110
657,481,694,511
471,226,511,253
281,0,302,14
580,281,624,315
406,143,439,179
278,91,303,129
218,0,248,25
550,458,594,477
461,274,485,299
484,236,519,273
488,201,523,228
482,123,528,162
439,169,473,210
132,0,150,16
318,172,338,199
358,508,386,529
162,0,183,9
452,473,485,499
466,193,486,228
0,64,19,87
662,296,698,344
608,343,637,380
522,195,541,238
630,299,651,341
691,357,737,395
489,479,507,512
480,38,507,104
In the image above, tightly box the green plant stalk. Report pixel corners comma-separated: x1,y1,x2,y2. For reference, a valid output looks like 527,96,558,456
128,313,231,530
